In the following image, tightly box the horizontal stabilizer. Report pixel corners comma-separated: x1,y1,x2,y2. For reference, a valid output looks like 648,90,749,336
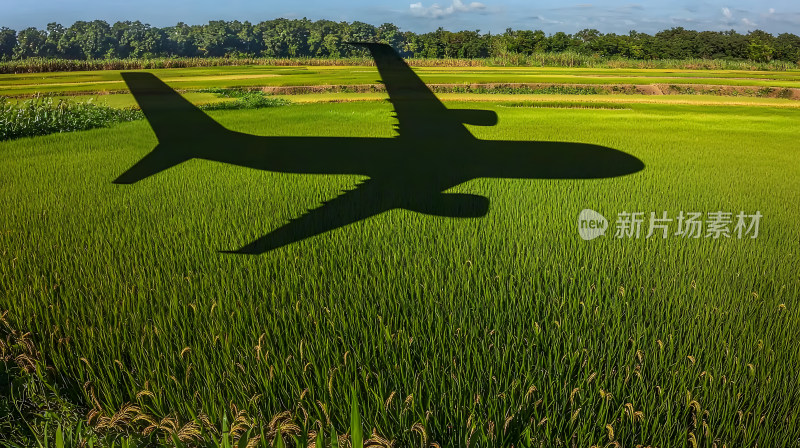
115,72,228,184
113,144,189,184
451,109,498,126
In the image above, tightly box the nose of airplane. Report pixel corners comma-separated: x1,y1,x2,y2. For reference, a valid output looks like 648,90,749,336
454,140,645,181
611,147,645,177
534,143,645,179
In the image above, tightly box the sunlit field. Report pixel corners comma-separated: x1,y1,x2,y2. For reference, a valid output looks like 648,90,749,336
1,67,800,448
4,65,800,96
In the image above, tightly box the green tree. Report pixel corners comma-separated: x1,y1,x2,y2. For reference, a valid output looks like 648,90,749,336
720,29,749,59
342,21,376,56
257,18,310,57
774,33,800,62
323,34,342,57
499,29,546,55
307,20,341,56
377,23,403,51
417,28,446,58
58,20,114,59
113,21,163,58
695,31,724,59
653,27,698,59
44,23,65,57
0,27,15,60
401,31,423,57
196,20,236,57
233,21,259,55
13,27,46,59
162,22,197,57
547,31,574,53
0,19,797,62
748,30,776,62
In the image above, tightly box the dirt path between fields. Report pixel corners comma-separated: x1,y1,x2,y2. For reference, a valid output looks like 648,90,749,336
636,85,663,95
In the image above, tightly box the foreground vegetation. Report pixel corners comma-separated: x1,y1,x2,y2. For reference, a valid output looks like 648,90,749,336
2,313,388,448
0,92,291,141
0,97,141,140
1,90,799,447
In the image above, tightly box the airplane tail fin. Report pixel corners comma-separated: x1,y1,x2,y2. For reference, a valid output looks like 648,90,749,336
114,72,227,184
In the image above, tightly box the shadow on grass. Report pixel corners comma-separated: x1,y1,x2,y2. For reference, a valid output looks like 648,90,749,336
113,43,644,254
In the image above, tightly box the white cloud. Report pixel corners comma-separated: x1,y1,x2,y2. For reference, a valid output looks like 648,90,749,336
741,17,757,26
409,0,486,19
768,8,775,14
722,7,732,19
532,15,562,24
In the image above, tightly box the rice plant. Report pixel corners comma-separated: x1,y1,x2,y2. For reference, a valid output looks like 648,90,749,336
1,70,800,448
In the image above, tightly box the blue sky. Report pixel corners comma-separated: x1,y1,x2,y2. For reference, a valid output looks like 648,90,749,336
4,0,800,34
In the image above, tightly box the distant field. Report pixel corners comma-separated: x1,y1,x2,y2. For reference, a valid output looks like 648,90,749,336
1,67,800,447
4,65,800,96
10,92,800,112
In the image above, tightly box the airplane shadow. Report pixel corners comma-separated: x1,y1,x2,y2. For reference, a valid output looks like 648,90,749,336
114,43,644,254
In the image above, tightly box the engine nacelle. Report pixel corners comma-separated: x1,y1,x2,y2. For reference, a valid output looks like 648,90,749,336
450,109,499,126
408,193,490,218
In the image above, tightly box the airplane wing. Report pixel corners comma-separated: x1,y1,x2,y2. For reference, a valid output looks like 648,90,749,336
350,42,473,141
224,178,393,254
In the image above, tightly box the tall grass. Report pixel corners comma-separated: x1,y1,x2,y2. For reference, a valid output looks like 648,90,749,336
2,52,797,74
0,97,141,141
488,50,800,70
0,93,291,141
0,57,485,74
1,313,381,448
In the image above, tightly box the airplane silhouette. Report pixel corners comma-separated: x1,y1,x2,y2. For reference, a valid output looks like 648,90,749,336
114,42,644,254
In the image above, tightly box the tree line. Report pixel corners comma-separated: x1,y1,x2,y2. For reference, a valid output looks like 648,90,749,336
1,19,799,63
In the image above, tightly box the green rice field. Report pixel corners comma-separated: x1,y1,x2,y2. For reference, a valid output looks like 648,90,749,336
4,65,800,96
1,66,800,447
